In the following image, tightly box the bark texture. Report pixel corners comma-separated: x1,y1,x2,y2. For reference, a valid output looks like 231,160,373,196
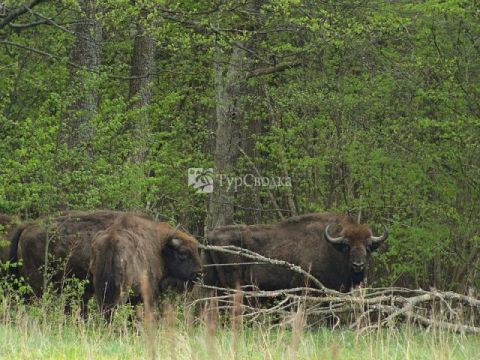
61,0,102,149
128,9,155,163
206,44,246,230
206,1,264,230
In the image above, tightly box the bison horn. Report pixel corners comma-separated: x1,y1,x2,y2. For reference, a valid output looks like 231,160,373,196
324,224,347,244
170,238,182,248
369,225,388,243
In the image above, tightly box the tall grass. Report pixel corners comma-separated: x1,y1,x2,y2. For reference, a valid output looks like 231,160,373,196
0,290,479,360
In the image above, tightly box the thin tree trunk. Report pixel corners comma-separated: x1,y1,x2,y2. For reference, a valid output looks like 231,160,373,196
206,43,246,230
128,8,155,163
60,0,101,149
206,0,266,230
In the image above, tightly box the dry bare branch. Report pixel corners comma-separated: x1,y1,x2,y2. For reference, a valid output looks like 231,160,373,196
200,243,334,292
193,244,480,333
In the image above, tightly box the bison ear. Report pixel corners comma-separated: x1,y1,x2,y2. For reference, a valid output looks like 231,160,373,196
169,238,182,248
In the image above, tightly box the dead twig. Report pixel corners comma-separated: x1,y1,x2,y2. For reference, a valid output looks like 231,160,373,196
200,243,333,292
193,243,480,333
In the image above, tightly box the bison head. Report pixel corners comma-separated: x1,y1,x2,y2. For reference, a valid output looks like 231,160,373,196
324,223,388,274
163,237,202,282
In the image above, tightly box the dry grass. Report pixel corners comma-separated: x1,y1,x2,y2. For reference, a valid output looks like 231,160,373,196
1,291,479,360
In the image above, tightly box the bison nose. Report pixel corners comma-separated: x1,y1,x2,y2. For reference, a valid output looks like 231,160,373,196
352,262,365,272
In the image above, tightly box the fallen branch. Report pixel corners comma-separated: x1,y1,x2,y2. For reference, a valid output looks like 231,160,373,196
193,243,480,333
191,282,480,333
200,243,334,293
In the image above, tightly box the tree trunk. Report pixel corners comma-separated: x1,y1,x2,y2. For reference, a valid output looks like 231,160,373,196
206,0,266,230
128,8,155,163
60,0,102,149
206,44,246,230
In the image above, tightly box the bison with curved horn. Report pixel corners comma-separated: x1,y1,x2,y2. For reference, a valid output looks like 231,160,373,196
203,213,388,292
90,214,202,313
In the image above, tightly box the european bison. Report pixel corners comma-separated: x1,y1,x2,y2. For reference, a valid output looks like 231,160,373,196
8,211,124,296
0,213,19,265
203,213,388,292
90,214,202,312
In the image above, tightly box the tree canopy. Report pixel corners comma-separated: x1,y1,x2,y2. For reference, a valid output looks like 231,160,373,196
0,0,478,290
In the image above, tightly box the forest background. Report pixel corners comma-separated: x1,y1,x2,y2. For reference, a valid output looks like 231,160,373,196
0,0,478,291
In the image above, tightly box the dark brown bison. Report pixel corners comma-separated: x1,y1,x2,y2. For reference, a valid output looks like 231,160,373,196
8,211,124,296
203,213,388,292
90,214,202,311
0,213,20,265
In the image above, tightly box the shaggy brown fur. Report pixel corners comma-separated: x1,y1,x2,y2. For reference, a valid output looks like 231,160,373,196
203,213,387,292
9,211,126,296
0,213,20,265
90,214,202,312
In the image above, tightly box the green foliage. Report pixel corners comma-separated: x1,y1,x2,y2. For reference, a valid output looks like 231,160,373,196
0,0,478,290
0,261,32,300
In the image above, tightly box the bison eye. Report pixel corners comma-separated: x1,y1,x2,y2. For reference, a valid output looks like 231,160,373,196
342,244,350,253
177,253,188,261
